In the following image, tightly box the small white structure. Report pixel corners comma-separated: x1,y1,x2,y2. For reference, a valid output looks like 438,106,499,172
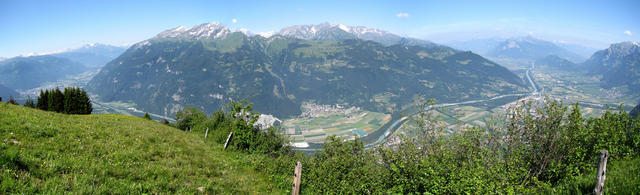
254,114,282,130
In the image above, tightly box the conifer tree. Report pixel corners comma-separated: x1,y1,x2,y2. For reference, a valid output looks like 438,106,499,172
143,112,151,120
63,87,76,114
79,89,92,114
24,96,36,108
53,88,65,113
47,89,55,111
38,89,49,111
36,90,43,110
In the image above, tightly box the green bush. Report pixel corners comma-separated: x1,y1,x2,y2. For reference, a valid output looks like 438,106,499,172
181,100,288,155
177,98,640,194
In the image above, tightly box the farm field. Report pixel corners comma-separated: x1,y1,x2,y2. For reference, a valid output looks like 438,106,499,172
282,110,391,144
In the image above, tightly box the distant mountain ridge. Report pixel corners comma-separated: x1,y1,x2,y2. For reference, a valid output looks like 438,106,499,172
0,55,88,90
53,43,127,68
157,22,443,49
535,55,578,69
0,84,20,99
445,37,598,60
87,22,528,118
487,36,585,63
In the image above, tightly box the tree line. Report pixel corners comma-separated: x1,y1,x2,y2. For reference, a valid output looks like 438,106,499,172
34,87,92,114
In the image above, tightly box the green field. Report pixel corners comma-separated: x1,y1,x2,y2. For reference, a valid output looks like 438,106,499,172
0,103,281,193
282,111,391,144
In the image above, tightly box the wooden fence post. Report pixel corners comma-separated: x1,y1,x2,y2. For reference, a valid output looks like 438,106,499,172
204,128,209,140
292,161,302,195
593,150,609,195
223,132,233,150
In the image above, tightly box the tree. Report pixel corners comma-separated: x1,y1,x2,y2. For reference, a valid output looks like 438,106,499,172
175,106,207,131
79,89,92,114
53,88,65,113
23,96,36,108
37,89,49,111
7,96,18,105
36,87,92,114
143,112,151,120
227,99,259,126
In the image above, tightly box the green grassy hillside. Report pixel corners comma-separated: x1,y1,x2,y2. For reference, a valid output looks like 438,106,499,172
0,103,281,193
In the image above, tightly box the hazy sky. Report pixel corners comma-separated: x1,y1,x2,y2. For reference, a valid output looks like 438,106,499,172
1,0,638,58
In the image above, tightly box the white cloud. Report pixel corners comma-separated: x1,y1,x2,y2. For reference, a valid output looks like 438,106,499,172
624,30,632,36
395,13,410,18
232,18,237,24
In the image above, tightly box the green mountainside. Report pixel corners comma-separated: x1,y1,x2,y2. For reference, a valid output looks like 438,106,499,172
535,55,578,69
0,103,280,193
0,55,88,90
583,41,640,91
631,104,640,119
87,23,528,118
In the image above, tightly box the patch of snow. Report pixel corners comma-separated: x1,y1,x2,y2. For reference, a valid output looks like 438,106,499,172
337,24,350,32
257,31,275,38
235,28,253,36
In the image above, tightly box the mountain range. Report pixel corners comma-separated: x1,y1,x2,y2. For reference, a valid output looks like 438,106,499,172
583,41,640,91
0,55,89,90
486,36,585,63
53,43,127,68
0,44,127,95
87,22,529,118
534,55,578,70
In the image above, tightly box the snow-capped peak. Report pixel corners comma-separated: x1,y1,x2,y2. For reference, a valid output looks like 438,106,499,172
257,31,276,38
337,24,350,33
279,22,393,41
155,22,231,40
235,28,253,36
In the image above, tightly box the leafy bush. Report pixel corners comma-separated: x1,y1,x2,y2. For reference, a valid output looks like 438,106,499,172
175,98,640,194
174,106,206,131
182,100,288,155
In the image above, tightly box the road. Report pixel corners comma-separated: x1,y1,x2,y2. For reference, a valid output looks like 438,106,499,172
293,63,539,151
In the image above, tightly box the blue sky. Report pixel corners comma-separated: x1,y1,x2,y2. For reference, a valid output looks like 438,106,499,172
1,0,638,58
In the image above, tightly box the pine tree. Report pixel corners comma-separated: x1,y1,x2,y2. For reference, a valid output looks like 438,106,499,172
63,87,78,114
37,89,49,111
143,112,151,120
36,90,44,110
47,89,55,111
79,89,92,114
24,96,36,108
53,88,65,113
